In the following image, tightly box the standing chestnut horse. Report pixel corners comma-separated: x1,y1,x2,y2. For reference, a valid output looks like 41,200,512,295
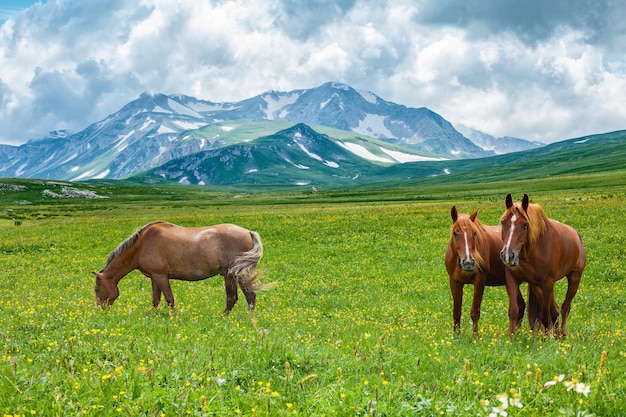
93,222,267,315
445,206,529,333
500,194,586,336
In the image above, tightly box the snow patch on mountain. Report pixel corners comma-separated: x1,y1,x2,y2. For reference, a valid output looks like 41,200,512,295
95,169,110,179
172,120,206,130
357,89,377,104
294,136,323,162
61,152,78,164
167,99,202,118
155,146,168,159
330,82,350,91
15,163,27,176
263,92,300,119
140,118,156,131
72,169,96,181
336,141,393,163
43,153,58,164
118,130,134,142
153,105,171,114
157,125,176,134
379,147,446,163
186,101,225,112
354,114,393,139
320,93,343,110
294,132,339,168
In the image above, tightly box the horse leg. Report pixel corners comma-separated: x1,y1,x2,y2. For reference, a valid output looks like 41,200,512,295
470,280,486,334
515,290,526,329
504,272,521,336
550,296,560,327
151,279,162,308
450,278,464,333
526,285,541,331
223,275,238,316
559,271,582,337
153,275,175,308
241,287,257,312
241,287,259,326
539,283,557,335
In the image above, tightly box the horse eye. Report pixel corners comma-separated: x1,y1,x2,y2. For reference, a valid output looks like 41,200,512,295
453,231,458,237
523,223,528,230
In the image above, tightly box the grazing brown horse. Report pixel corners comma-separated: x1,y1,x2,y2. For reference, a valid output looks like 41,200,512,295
445,206,529,333
93,222,268,315
500,194,586,336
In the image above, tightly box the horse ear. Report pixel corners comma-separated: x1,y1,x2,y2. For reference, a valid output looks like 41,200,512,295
450,206,458,222
505,193,513,209
470,209,479,222
522,193,529,211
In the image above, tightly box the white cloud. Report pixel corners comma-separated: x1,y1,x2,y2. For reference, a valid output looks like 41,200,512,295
0,0,624,145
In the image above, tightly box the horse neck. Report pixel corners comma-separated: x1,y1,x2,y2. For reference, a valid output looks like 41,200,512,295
101,245,139,284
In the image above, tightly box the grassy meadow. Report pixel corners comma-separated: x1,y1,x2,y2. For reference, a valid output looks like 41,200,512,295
0,176,625,416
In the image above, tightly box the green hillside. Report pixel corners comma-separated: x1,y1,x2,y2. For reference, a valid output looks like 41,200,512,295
377,130,626,184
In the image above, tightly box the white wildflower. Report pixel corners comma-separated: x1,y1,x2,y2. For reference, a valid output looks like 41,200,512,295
544,374,565,388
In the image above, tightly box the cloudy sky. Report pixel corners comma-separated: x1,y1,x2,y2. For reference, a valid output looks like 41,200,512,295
0,0,625,145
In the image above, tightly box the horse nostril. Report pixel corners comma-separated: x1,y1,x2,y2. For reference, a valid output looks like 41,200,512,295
461,258,475,270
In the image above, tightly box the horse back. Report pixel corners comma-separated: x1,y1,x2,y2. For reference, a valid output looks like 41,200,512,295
136,223,255,279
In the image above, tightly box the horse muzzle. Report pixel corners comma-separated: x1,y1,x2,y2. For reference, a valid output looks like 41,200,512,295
460,258,476,272
500,250,518,267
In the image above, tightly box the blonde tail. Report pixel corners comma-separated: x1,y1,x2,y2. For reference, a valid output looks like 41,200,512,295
229,231,271,291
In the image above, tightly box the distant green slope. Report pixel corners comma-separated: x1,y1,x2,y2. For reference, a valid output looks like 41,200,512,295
376,130,626,184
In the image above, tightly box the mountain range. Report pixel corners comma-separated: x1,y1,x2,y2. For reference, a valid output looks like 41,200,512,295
0,82,542,184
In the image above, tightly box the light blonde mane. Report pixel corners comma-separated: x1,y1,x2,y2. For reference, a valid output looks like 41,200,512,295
471,219,488,272
102,221,165,270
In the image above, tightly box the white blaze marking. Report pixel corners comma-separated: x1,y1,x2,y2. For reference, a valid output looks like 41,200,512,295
463,231,470,260
504,214,517,263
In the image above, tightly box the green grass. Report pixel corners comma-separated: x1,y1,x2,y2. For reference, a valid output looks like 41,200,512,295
0,176,625,416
